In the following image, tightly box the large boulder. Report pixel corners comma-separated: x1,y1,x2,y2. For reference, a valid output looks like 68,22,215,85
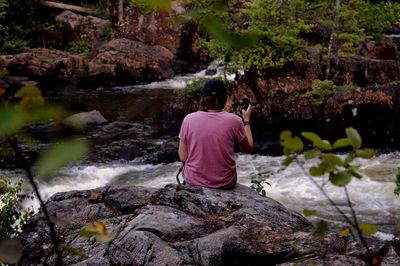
19,184,380,265
114,3,209,74
52,11,112,51
88,38,175,83
0,48,87,85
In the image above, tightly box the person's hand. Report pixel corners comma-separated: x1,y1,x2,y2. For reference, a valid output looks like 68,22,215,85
242,104,252,122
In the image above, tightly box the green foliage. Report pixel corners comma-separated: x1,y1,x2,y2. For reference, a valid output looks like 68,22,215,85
281,127,375,188
128,0,172,13
34,139,89,180
79,221,114,243
0,75,91,264
250,172,271,197
280,130,304,155
186,78,224,98
339,223,378,237
0,177,32,239
307,79,336,105
0,0,43,54
184,0,400,73
303,209,317,217
315,220,329,237
68,39,92,55
104,24,114,41
280,127,384,261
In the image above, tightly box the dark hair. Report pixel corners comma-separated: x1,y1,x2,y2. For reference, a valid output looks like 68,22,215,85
199,79,227,111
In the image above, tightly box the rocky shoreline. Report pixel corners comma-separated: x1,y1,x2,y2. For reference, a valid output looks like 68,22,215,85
19,184,400,265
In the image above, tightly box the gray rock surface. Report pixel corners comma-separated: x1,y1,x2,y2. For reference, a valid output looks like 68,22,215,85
19,184,395,265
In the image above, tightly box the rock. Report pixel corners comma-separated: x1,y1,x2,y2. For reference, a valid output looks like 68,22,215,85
205,65,217,76
54,11,112,51
115,3,209,74
89,38,175,83
3,48,88,86
21,184,400,265
64,110,108,127
360,40,398,60
115,4,185,55
20,184,374,265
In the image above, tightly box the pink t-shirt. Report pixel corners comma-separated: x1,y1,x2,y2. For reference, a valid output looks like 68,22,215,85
179,111,246,189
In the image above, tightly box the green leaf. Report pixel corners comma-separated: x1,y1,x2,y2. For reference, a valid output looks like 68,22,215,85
345,127,362,150
282,156,294,167
329,172,352,186
395,168,400,196
15,85,45,108
79,222,102,238
339,227,352,237
333,138,352,148
391,239,400,256
355,149,375,159
344,154,355,165
303,209,317,216
348,169,362,179
315,220,328,237
35,139,89,179
0,238,23,264
358,223,378,235
301,132,332,150
309,165,325,176
322,154,344,166
304,149,321,159
0,108,28,137
301,132,321,143
315,139,333,151
95,234,114,243
280,130,304,155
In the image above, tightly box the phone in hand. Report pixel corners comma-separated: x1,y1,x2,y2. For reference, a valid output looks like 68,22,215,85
241,96,251,111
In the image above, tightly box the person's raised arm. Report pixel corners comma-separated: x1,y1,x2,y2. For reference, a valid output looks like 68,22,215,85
238,104,254,154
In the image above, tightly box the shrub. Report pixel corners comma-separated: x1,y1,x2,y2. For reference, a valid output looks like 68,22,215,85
0,176,33,239
308,79,336,104
68,39,92,54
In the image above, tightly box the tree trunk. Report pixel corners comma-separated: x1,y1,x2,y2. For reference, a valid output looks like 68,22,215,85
325,0,341,79
43,1,95,14
117,0,124,24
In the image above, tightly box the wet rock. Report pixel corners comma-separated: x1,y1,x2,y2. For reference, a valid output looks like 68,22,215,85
205,65,218,76
64,110,108,127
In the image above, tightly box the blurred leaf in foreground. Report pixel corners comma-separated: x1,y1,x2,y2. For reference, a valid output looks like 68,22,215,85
34,139,89,179
0,238,23,264
79,222,114,243
0,108,28,137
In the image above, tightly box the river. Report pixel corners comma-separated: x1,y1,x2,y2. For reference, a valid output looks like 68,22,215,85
1,69,399,238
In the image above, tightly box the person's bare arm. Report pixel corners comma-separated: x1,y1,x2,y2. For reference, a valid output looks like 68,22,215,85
238,104,254,154
178,140,188,162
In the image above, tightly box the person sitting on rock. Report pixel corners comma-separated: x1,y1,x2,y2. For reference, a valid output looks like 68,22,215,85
178,79,254,189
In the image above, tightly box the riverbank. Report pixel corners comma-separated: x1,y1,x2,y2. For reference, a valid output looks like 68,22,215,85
18,183,400,265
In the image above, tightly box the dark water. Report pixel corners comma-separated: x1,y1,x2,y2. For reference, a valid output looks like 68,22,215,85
47,87,179,123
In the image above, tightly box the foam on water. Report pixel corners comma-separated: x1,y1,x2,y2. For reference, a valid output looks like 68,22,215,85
130,66,237,90
4,152,399,234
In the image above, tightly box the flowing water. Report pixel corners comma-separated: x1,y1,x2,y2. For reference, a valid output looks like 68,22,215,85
2,69,399,237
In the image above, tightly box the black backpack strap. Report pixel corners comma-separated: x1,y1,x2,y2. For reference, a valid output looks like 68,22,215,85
176,162,185,186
